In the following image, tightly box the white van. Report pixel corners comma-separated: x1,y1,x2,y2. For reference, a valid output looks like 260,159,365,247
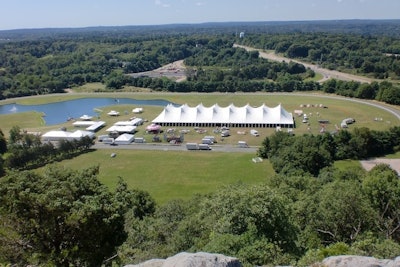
238,141,249,148
202,138,214,145
250,129,259,136
186,143,199,150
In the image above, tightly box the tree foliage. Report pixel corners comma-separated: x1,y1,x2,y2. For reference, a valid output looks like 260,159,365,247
259,126,400,176
0,165,154,266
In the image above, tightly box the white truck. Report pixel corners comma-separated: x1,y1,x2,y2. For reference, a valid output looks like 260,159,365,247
186,143,199,150
134,137,145,143
238,141,249,148
198,144,212,150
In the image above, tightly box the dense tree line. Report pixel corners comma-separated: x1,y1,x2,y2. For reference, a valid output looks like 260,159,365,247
0,35,198,97
258,126,400,176
0,165,155,266
242,32,400,80
118,163,400,266
1,28,400,105
2,162,400,266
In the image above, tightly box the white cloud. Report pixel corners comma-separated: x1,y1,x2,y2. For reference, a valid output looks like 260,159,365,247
195,2,205,6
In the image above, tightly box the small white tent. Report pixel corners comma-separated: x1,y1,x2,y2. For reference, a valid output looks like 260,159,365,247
114,133,135,145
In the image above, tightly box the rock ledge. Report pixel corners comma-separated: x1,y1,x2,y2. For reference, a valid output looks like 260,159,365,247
124,252,242,267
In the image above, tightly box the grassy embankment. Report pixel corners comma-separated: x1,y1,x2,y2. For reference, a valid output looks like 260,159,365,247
1,90,400,203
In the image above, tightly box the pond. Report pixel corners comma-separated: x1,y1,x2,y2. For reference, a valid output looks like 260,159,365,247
0,97,174,125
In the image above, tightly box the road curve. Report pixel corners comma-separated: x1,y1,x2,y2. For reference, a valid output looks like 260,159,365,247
234,44,373,84
280,92,400,121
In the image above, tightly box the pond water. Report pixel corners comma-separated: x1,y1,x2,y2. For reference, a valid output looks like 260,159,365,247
0,97,174,125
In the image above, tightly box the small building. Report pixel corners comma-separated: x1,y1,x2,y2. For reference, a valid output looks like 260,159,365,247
114,118,144,126
41,130,95,142
114,133,135,145
106,125,137,134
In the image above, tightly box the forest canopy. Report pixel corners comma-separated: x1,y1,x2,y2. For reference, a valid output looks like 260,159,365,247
1,20,400,104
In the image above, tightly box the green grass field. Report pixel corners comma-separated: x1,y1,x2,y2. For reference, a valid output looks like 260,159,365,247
45,149,273,204
2,91,400,203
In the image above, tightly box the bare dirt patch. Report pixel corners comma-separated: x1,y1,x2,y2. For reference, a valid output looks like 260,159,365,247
129,60,187,82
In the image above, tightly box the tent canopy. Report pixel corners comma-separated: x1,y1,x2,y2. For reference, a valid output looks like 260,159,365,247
152,103,294,128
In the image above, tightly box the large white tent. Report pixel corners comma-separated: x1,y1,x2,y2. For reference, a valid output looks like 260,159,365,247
152,103,294,128
41,130,95,142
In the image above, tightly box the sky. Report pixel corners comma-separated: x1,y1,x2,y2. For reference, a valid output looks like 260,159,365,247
1,0,399,31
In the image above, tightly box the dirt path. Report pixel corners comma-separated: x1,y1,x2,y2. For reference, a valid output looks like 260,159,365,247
234,44,373,84
129,60,187,82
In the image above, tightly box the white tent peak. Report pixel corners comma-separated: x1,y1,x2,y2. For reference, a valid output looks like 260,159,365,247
152,103,294,128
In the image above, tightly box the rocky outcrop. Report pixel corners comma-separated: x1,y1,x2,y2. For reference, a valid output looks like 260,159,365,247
125,253,400,267
124,252,242,267
322,255,400,267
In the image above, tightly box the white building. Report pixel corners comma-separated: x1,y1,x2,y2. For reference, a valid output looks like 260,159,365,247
41,130,95,142
152,103,294,128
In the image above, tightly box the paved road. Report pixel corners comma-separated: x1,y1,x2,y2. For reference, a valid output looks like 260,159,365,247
93,142,259,153
233,44,373,84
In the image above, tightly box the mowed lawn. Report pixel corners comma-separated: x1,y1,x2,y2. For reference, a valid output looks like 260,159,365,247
55,149,273,204
3,92,400,204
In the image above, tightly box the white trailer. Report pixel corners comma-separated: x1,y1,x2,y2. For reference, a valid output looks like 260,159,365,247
199,144,212,150
186,143,199,150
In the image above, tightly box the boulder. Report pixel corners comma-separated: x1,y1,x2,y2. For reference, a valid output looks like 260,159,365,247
322,255,400,267
124,252,242,267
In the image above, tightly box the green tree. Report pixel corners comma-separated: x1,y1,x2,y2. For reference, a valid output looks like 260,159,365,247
311,180,375,244
0,129,7,154
0,165,138,266
201,184,299,255
362,164,400,240
270,134,333,176
8,125,22,145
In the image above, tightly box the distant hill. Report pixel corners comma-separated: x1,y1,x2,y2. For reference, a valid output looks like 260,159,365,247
1,19,400,41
